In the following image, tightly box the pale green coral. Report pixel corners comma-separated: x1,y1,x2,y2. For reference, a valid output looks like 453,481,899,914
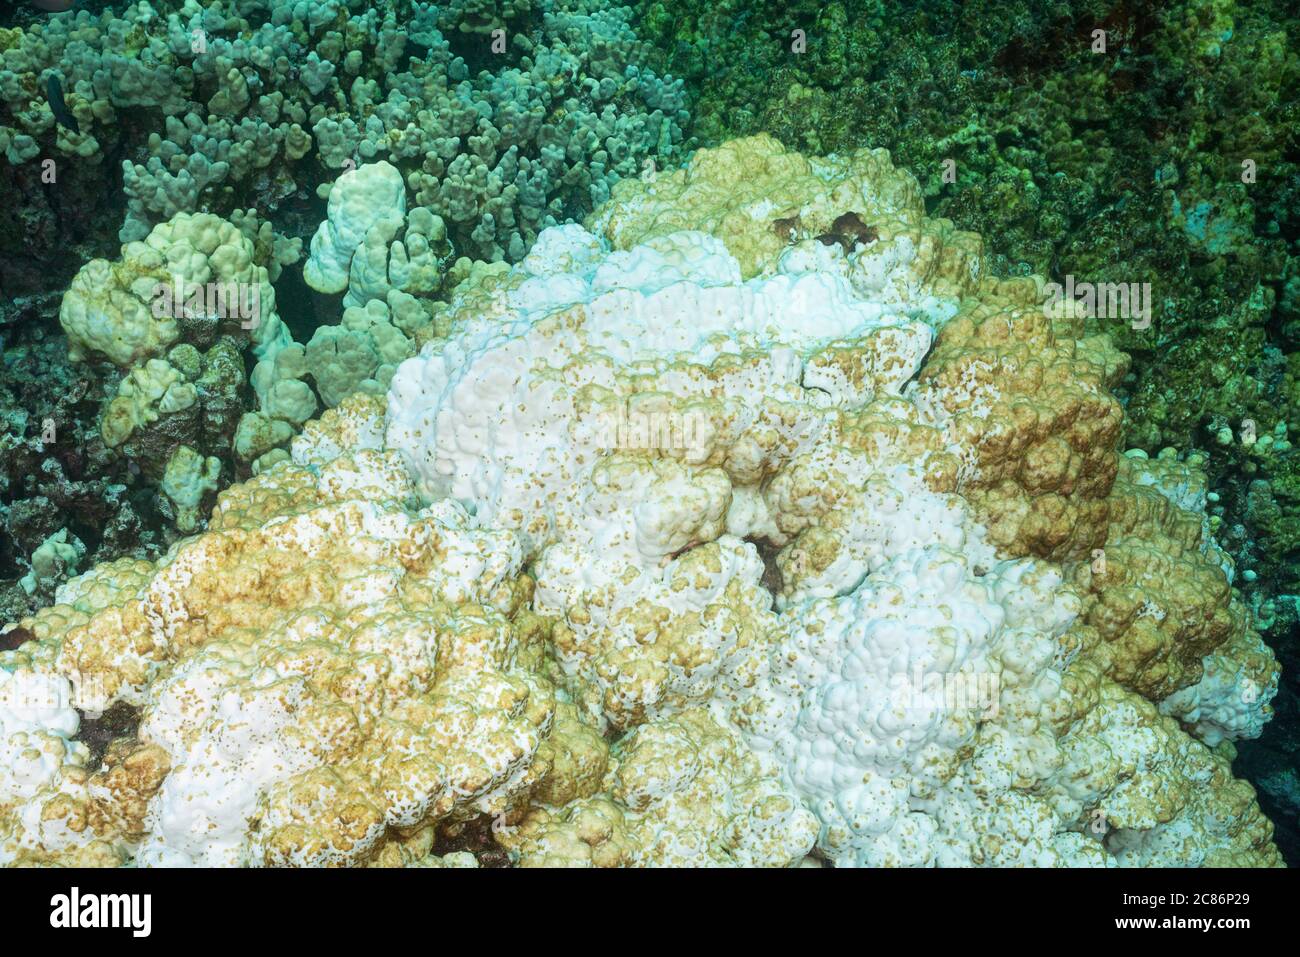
100,358,197,449
160,445,222,533
18,529,84,596
305,296,425,407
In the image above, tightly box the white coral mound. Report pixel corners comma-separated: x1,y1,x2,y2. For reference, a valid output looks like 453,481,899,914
384,216,1276,867
1,138,1279,868
388,224,934,552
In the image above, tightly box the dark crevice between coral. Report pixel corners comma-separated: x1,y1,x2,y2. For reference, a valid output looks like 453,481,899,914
73,701,141,772
0,624,33,653
446,7,546,75
270,188,331,342
0,533,20,582
750,537,784,605
432,816,513,868
1235,615,1300,866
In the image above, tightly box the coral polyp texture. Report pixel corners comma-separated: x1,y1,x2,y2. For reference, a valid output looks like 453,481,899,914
57,209,305,526
0,136,1283,867
0,0,689,276
0,0,693,615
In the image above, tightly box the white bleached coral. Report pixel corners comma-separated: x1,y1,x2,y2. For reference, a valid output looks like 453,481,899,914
2,398,578,866
1,136,1283,868
382,135,1280,866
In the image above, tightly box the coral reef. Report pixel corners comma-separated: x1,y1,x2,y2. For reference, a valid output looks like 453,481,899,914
0,306,162,628
59,209,302,518
1,0,691,601
0,0,689,297
636,0,1300,865
0,137,1281,867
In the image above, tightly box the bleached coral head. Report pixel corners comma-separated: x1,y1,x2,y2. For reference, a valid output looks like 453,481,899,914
2,136,1282,869
380,136,1279,868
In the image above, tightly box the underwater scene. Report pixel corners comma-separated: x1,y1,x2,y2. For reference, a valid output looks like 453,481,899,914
0,0,1296,872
